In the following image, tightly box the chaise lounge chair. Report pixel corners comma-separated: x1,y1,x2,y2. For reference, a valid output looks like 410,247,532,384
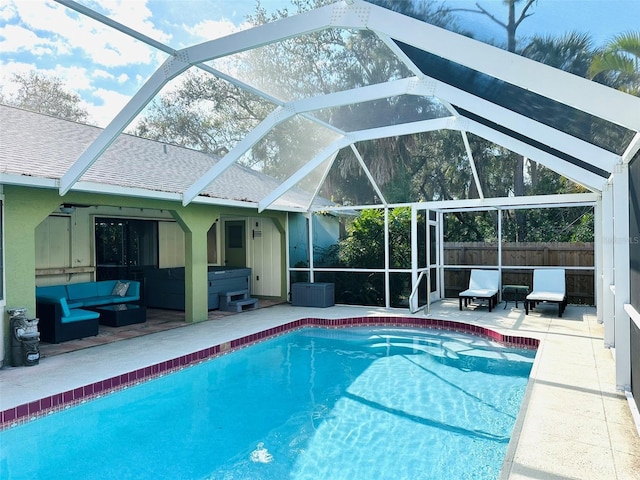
525,268,567,317
459,269,500,312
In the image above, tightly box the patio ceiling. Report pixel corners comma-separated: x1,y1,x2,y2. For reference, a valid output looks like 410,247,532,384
56,0,640,212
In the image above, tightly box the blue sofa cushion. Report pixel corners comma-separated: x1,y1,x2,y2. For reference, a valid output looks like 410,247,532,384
96,280,118,296
82,295,123,306
36,285,68,299
37,280,141,312
66,282,99,301
61,308,100,324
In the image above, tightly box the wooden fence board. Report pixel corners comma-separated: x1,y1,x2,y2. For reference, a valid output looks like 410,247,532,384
443,242,595,305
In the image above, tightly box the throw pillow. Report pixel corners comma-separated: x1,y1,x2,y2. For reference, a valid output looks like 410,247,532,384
112,280,130,297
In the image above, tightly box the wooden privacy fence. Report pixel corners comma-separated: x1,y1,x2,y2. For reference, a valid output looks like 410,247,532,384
443,242,595,305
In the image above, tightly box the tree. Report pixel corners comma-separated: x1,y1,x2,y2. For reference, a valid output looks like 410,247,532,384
521,31,595,76
444,0,538,50
589,31,640,96
0,71,90,123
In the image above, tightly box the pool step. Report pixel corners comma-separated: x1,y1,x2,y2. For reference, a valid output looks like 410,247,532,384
219,290,258,312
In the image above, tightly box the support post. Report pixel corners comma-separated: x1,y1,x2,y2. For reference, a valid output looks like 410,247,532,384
602,183,615,347
612,166,631,391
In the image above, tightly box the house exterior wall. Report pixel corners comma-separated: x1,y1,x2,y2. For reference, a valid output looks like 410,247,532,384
1,185,288,365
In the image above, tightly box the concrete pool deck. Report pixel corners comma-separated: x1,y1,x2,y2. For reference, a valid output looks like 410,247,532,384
1,300,639,479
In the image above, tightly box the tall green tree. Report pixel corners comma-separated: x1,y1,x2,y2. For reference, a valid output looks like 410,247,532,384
0,71,90,123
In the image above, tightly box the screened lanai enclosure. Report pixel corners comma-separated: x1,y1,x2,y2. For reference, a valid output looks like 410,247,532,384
12,1,640,391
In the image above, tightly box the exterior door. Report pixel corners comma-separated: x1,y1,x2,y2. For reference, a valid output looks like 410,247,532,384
429,220,440,301
248,217,282,296
224,220,246,267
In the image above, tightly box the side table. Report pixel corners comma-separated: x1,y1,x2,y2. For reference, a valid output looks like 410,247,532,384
96,303,146,327
502,285,530,309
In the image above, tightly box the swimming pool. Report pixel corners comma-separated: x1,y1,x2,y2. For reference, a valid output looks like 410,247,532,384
0,325,536,479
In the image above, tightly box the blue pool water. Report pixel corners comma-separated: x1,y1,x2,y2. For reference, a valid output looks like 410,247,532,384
0,327,535,480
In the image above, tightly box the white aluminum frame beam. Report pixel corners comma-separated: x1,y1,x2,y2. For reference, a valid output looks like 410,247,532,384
258,117,455,212
622,133,640,165
362,1,640,131
313,192,597,213
57,0,637,208
612,165,631,390
306,151,339,212
182,77,437,205
462,119,607,193
429,81,622,176
57,0,343,195
461,131,484,199
350,144,387,205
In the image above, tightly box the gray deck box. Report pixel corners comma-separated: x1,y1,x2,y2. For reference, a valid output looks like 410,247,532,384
292,282,335,307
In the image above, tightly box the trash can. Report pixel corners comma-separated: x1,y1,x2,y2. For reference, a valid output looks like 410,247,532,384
8,307,40,367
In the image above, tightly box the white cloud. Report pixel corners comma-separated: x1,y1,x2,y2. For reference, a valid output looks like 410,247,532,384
0,24,61,56
117,73,129,84
0,1,18,22
104,0,172,44
88,87,133,127
7,0,161,68
188,18,245,42
93,69,115,80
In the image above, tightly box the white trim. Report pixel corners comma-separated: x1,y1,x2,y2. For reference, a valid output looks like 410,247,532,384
612,165,631,390
622,133,640,165
602,184,615,346
311,193,597,213
625,390,640,437
625,304,640,330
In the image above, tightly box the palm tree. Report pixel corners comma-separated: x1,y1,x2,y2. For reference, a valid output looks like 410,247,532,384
589,31,640,96
520,32,595,77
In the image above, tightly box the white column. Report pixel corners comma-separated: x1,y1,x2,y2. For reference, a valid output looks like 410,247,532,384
410,206,418,312
613,165,631,391
497,208,503,301
594,198,603,324
285,212,291,298
602,183,615,347
308,213,314,283
438,211,445,299
384,207,390,309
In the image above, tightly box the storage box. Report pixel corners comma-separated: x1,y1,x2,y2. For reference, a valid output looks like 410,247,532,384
292,282,335,307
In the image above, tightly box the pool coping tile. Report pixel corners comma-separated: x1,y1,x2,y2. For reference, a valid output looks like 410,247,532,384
0,315,537,430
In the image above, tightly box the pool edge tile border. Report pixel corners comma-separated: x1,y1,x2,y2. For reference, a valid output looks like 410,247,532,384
1,316,538,430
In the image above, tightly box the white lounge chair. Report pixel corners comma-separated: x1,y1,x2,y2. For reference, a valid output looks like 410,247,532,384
459,269,500,312
525,269,567,317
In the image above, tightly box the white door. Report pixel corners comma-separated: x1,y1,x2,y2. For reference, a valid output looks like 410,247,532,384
249,217,281,296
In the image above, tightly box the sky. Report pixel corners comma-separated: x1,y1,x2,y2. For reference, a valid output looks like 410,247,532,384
0,0,638,127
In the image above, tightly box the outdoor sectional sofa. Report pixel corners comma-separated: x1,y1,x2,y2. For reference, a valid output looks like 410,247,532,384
35,280,140,343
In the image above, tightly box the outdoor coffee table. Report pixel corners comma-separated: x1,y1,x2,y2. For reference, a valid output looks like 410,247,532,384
502,285,530,309
96,304,147,327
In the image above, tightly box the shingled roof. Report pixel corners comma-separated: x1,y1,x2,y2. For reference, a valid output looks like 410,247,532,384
0,104,323,212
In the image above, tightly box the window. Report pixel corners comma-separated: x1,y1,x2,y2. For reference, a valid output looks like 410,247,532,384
95,218,158,279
